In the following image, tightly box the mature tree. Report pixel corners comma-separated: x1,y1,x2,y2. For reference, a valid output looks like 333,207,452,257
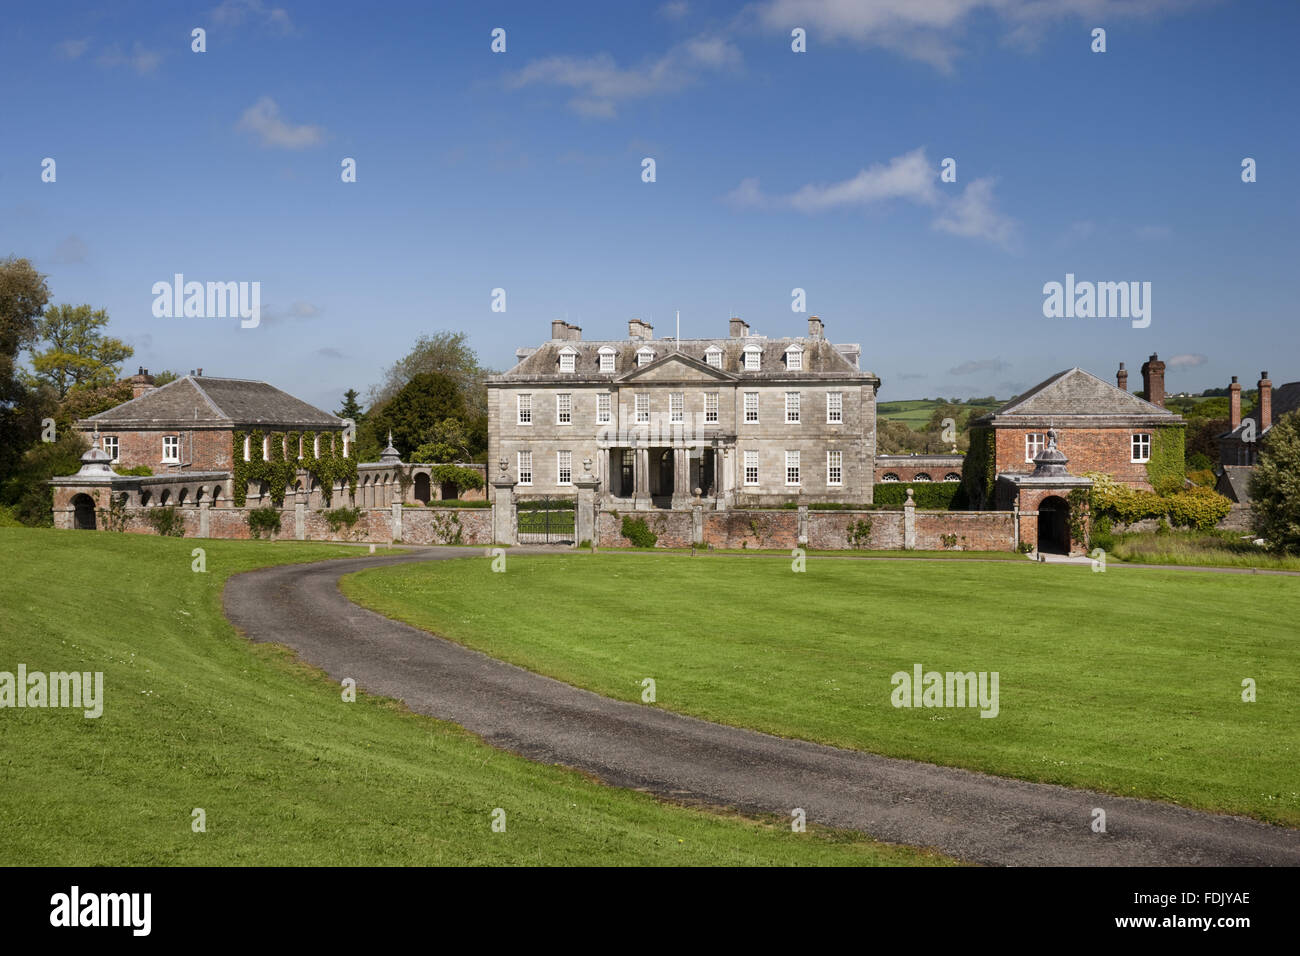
0,257,52,481
369,331,488,408
57,381,133,434
369,372,467,458
152,369,180,386
1249,412,1300,553
336,388,365,424
26,304,133,398
412,418,473,463
0,428,86,527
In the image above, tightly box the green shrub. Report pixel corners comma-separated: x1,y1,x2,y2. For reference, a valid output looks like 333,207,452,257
846,517,873,549
1165,486,1232,531
112,465,153,476
321,507,363,534
429,464,485,495
145,506,184,537
423,498,490,508
1187,452,1212,472
872,483,961,509
620,516,657,548
247,507,281,539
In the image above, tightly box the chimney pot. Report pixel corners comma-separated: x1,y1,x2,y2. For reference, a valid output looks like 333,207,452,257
1116,362,1128,391
808,315,824,339
1140,354,1166,408
1258,371,1273,432
729,316,749,338
1229,377,1242,431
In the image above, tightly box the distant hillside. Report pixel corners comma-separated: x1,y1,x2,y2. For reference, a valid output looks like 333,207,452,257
877,398,1007,426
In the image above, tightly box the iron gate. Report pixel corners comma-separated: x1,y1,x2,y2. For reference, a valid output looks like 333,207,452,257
516,497,576,544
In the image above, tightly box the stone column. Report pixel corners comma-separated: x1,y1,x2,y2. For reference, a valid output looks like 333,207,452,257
574,460,600,549
1012,498,1020,551
692,504,703,546
797,504,808,547
903,488,916,550
672,446,692,509
635,447,650,509
391,500,402,542
199,500,211,538
491,472,518,546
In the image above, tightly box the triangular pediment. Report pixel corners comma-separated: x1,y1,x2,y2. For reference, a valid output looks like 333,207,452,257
617,350,737,383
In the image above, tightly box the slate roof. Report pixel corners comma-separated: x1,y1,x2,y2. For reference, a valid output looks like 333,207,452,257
972,367,1181,426
1219,381,1300,441
1216,465,1254,503
78,376,344,430
491,334,876,384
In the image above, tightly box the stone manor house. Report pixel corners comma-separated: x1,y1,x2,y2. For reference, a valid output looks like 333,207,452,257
487,315,879,509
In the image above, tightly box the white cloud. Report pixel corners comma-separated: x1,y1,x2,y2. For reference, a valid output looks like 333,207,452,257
726,147,938,210
1166,353,1207,368
724,148,1017,247
56,38,90,59
659,1,690,19
212,0,292,33
753,0,1203,72
932,178,1016,247
96,42,161,74
237,97,324,149
950,358,1009,375
507,36,741,118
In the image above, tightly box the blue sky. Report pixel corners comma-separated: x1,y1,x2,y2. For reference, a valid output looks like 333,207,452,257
3,0,1297,412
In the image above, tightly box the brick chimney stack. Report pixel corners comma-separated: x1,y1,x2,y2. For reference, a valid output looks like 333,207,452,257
129,366,156,399
808,315,824,339
1229,376,1241,430
1140,353,1166,408
628,318,653,341
728,316,749,338
1116,362,1128,392
1258,371,1273,432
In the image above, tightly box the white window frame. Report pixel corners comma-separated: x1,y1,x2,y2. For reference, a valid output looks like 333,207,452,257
637,347,655,367
827,450,842,486
598,347,616,373
704,392,719,423
102,436,119,462
559,351,576,373
785,345,803,371
557,451,572,486
743,450,759,486
704,347,723,368
669,393,684,423
1025,432,1046,462
635,393,650,423
826,391,843,424
262,435,271,460
163,435,180,463
1132,432,1152,463
517,451,533,485
743,346,761,371
785,391,800,424
556,393,572,425
596,393,611,424
517,394,532,426
785,450,801,486
744,391,759,424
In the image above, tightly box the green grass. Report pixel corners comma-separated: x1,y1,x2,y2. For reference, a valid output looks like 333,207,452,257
0,528,946,866
1106,529,1300,571
344,553,1300,826
877,400,944,426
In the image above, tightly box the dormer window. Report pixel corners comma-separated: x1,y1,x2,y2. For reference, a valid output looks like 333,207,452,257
598,347,616,373
785,344,803,371
743,345,762,371
637,347,655,367
558,346,578,373
704,347,723,368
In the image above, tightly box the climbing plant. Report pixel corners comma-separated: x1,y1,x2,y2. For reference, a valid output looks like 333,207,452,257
961,427,997,509
1144,427,1186,495
232,430,358,507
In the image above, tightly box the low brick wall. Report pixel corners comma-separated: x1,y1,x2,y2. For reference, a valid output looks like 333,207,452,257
914,510,1015,550
806,511,906,550
702,510,800,549
597,510,695,549
398,508,493,545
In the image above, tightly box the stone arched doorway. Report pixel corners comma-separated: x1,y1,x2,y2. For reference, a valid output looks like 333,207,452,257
657,449,674,497
72,494,97,530
413,472,431,504
1037,496,1070,554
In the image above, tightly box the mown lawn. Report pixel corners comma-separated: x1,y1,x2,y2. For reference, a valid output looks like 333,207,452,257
344,552,1300,826
0,529,947,866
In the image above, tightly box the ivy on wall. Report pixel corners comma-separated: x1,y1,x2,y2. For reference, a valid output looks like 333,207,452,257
961,427,997,509
232,430,358,507
1144,427,1186,495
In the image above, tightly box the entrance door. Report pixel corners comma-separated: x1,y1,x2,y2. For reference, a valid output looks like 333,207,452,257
620,450,634,497
658,449,674,497
72,494,96,530
1037,496,1069,554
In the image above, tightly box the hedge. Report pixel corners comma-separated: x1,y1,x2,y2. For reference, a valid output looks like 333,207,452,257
872,482,964,509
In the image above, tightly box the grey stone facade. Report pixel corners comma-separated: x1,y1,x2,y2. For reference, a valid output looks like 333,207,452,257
487,316,880,509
